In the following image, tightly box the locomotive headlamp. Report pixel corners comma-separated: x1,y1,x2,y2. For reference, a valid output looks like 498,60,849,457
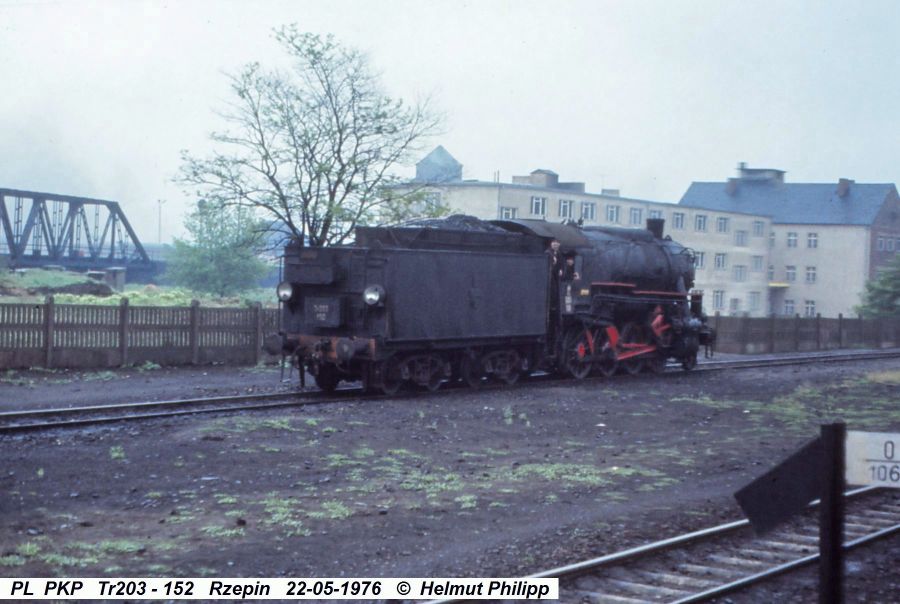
363,284,385,306
276,281,294,302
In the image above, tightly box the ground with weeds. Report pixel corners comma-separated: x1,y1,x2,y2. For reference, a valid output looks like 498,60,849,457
1,359,898,602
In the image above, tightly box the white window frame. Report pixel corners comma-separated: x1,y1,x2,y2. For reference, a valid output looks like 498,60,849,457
694,251,705,269
716,217,729,233
786,265,796,282
804,300,816,317
629,207,643,225
580,202,596,221
530,196,546,216
558,199,573,219
649,209,663,220
673,212,685,230
784,299,795,315
807,232,818,248
787,232,798,248
713,290,725,310
735,230,748,246
734,265,747,282
606,205,620,223
500,206,517,220
695,214,707,232
714,253,727,270
753,221,765,237
749,291,761,311
805,266,816,284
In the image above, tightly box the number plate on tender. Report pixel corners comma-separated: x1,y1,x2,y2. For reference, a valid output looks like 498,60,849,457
305,297,342,327
846,430,900,487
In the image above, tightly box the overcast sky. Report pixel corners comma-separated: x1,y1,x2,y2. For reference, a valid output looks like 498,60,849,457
1,0,898,244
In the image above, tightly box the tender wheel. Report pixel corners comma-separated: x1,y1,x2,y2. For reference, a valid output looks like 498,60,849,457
681,352,698,371
460,353,484,389
564,328,593,380
378,358,403,396
314,364,340,393
619,323,646,376
493,351,522,385
426,360,443,392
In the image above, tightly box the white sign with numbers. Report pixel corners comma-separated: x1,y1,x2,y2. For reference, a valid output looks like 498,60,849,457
846,430,900,487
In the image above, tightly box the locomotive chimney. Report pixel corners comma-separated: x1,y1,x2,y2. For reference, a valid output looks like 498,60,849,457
646,218,665,239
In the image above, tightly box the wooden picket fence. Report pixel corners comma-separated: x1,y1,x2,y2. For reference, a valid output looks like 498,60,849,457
0,297,280,369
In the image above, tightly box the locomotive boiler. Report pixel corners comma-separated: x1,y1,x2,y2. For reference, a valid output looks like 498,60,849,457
273,215,713,393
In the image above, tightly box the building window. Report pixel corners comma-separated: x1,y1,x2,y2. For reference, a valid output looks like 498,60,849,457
716,217,730,233
694,251,705,269
804,300,816,317
753,221,765,237
714,253,727,270
500,207,517,219
558,199,573,219
785,265,796,282
784,299,795,315
805,266,817,283
606,205,620,223
889,239,897,252
729,298,740,313
530,196,546,216
649,209,663,219
768,264,775,280
629,207,643,225
734,265,747,282
787,232,798,247
769,231,775,248
580,202,596,221
713,290,725,310
735,230,748,246
749,291,761,311
423,192,442,209
673,212,685,230
752,255,764,271
695,214,707,232
807,232,818,248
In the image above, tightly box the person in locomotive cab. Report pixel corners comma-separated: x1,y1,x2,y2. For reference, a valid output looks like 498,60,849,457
546,239,562,274
561,253,580,281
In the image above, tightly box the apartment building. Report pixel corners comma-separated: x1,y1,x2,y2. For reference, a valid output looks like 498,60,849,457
680,164,900,318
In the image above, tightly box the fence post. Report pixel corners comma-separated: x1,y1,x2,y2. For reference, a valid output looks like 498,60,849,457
768,313,776,353
190,300,200,365
816,313,821,350
253,302,263,365
794,314,801,351
837,313,843,349
739,312,750,354
119,297,130,367
43,295,55,369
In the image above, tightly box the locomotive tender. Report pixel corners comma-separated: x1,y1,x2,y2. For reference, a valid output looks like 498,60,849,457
274,215,713,393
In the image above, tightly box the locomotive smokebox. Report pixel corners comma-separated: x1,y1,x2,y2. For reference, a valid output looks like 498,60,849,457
646,218,665,239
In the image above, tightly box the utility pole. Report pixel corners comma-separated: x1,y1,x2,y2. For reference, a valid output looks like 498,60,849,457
157,199,166,244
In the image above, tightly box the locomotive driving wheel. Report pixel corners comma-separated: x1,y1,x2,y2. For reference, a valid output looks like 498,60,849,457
592,330,617,378
619,322,647,375
563,327,593,380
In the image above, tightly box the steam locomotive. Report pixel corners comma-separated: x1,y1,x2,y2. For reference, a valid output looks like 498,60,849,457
273,215,714,393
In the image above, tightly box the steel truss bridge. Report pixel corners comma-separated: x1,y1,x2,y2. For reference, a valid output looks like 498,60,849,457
0,188,158,280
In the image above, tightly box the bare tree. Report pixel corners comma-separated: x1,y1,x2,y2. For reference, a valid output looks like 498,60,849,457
178,27,442,247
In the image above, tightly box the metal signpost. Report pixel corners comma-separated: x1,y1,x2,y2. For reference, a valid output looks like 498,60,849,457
735,424,900,604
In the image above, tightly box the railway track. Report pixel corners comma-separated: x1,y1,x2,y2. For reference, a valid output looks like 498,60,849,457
2,348,897,434
423,487,899,604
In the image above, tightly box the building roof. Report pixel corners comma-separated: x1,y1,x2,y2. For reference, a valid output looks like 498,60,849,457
414,145,462,182
680,180,897,226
